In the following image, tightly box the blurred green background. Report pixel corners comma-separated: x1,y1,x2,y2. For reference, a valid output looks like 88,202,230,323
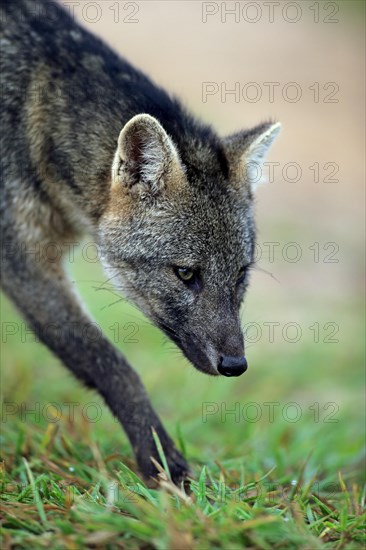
1,0,365,482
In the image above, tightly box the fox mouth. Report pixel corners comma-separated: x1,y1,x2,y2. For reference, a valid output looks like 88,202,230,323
156,320,219,376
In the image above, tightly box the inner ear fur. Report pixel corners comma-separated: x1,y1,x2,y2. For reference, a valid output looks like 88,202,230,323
112,114,185,196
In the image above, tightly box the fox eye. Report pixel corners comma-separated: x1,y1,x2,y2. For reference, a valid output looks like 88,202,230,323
236,266,247,285
174,266,195,283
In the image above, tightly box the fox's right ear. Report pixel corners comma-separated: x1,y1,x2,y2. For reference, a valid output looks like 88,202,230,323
112,114,185,198
223,122,281,192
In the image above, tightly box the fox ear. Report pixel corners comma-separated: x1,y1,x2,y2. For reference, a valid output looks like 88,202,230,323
223,122,281,192
112,114,184,196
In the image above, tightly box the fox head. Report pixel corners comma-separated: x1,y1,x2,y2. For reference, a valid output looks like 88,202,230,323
99,114,280,377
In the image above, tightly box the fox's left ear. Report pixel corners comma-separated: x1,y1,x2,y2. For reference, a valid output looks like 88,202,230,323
112,113,185,197
223,122,281,192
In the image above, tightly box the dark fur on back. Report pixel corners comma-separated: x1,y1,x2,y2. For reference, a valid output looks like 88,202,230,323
1,0,227,214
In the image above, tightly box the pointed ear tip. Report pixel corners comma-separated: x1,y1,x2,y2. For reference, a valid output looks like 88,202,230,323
136,113,162,126
117,113,163,145
128,113,158,124
119,113,160,133
269,121,282,132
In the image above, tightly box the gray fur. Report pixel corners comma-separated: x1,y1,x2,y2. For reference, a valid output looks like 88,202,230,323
0,0,280,483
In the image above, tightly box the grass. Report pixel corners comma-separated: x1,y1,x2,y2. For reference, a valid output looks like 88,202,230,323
0,418,364,549
1,250,365,549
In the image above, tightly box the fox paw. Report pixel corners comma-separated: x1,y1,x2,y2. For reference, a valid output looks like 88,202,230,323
138,446,190,487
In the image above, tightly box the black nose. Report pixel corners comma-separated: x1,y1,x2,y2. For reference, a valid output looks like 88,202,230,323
218,356,248,377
